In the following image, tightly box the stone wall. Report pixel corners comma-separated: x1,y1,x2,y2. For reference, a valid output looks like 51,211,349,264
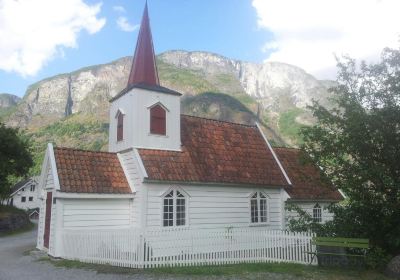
0,212,30,232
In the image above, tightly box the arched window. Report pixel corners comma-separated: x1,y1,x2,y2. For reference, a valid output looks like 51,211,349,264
313,203,322,223
150,104,166,135
163,189,186,227
117,112,124,141
250,192,268,224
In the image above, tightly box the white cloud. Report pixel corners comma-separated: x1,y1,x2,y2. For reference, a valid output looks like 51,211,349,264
0,0,106,77
117,17,139,32
113,5,126,13
252,0,400,79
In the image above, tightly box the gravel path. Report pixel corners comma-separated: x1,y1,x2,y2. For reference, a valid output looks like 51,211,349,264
0,226,299,280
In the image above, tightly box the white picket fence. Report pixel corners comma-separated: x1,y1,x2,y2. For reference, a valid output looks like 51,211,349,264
62,227,316,268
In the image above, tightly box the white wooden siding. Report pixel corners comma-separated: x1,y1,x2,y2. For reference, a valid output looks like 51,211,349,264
109,88,181,153
48,193,57,255
62,199,132,229
145,184,284,230
37,158,55,250
285,202,334,224
9,179,40,210
118,149,145,227
45,166,54,190
37,194,45,249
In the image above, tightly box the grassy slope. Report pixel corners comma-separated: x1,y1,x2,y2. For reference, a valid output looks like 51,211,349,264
157,59,218,94
278,108,307,145
26,113,108,174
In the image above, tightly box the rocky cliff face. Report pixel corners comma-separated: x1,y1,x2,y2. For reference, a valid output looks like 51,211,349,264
0,93,20,109
7,57,131,128
7,51,332,128
159,51,331,111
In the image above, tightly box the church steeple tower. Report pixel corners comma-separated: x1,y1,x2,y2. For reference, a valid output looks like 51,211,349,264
109,2,181,153
127,2,159,86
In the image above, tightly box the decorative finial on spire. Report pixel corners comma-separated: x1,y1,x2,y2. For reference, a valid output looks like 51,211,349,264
127,1,159,87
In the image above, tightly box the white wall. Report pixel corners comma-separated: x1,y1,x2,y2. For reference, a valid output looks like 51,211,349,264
118,149,146,227
144,183,285,230
61,199,132,229
9,180,40,210
37,158,56,251
109,88,181,153
285,201,334,225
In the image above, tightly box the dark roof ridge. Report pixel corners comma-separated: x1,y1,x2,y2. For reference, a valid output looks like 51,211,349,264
109,82,182,102
181,114,257,128
54,146,116,155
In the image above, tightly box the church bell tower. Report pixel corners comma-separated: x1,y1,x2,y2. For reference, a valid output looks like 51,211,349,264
108,2,182,153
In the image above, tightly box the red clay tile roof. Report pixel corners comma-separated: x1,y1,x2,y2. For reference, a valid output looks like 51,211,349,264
274,147,343,201
138,115,290,187
54,147,131,194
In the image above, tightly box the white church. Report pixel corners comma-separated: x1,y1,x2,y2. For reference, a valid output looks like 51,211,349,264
36,3,342,263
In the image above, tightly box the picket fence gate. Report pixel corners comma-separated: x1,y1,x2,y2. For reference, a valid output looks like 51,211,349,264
62,227,316,268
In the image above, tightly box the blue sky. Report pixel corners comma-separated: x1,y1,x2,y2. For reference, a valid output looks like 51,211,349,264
0,0,272,97
1,0,399,98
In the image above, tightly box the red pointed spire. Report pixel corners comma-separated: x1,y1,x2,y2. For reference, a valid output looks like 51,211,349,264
127,2,159,86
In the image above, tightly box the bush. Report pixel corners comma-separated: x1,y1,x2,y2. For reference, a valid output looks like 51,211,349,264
366,247,392,270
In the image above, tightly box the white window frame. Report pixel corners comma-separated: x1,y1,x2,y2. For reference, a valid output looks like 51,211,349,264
161,188,189,228
313,203,322,223
249,191,270,225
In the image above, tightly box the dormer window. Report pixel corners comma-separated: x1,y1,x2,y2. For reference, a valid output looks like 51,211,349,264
116,110,124,142
150,104,166,135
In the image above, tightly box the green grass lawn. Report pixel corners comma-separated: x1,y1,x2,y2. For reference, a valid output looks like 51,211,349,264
40,257,389,279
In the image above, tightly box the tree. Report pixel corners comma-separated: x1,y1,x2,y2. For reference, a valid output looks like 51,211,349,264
0,123,33,204
300,48,400,256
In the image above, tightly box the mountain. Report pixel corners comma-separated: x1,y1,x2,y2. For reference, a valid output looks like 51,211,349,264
0,93,21,120
4,50,334,173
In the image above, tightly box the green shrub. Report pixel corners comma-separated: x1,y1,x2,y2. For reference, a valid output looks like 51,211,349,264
366,247,392,270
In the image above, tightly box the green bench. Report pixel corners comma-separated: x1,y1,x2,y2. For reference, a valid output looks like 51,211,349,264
307,237,369,265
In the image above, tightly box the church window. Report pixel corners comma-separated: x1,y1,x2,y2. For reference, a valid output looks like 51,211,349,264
117,111,124,141
163,190,186,227
250,192,268,224
150,105,166,135
313,204,322,223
